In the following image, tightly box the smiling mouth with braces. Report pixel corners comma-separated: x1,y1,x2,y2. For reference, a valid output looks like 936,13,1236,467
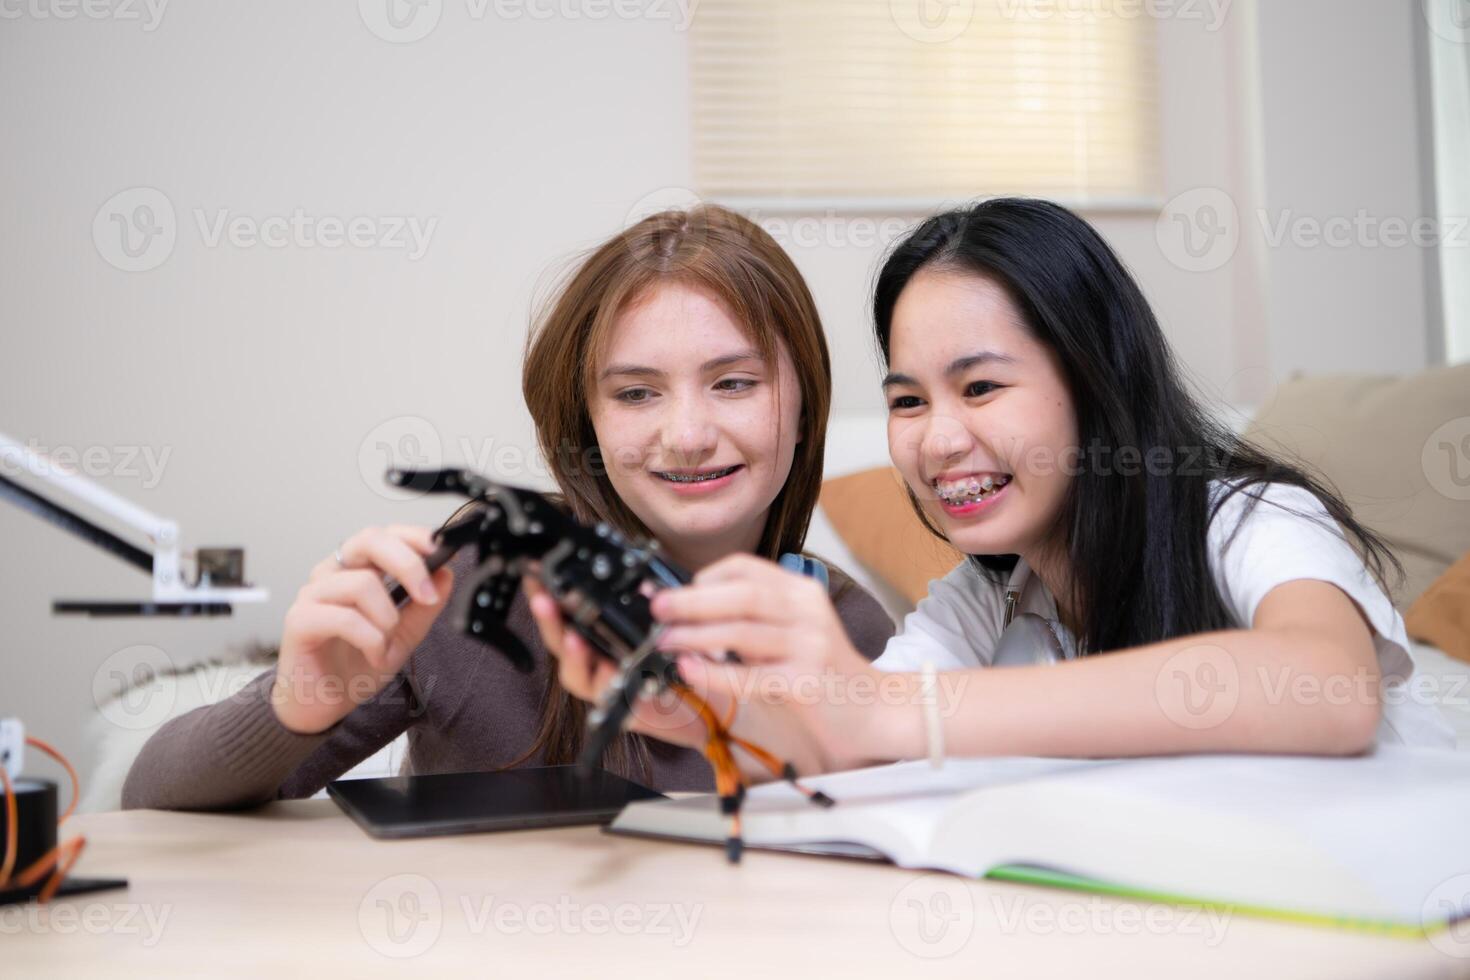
934,474,1011,505
656,465,741,484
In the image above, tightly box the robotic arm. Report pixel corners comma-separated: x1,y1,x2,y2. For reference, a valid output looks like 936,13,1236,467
0,431,266,615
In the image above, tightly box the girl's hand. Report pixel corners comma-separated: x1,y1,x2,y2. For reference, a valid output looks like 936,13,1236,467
651,555,898,773
522,578,724,752
272,526,454,734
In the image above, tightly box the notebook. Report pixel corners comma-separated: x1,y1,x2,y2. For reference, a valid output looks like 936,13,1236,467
608,745,1470,936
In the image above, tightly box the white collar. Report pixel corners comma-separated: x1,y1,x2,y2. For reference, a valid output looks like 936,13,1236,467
1002,557,1081,658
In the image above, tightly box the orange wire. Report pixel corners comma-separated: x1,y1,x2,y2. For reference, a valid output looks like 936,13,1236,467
26,737,80,822
0,766,17,886
0,735,87,902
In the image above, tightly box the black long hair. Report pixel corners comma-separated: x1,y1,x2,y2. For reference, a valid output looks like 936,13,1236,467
873,198,1399,655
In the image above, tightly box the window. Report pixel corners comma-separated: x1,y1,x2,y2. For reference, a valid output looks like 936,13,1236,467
691,0,1162,209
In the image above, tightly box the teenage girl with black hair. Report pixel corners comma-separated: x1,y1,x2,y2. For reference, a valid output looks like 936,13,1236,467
539,198,1454,774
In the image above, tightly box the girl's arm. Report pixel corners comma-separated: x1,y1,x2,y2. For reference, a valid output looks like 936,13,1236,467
120,663,420,810
122,525,454,810
652,557,1382,776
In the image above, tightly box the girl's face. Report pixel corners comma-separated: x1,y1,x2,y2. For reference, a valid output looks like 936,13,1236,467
590,282,802,568
885,268,1078,561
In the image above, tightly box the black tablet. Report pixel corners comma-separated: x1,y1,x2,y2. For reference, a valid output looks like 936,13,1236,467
326,765,665,839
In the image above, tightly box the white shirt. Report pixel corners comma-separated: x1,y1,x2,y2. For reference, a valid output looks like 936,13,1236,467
873,481,1456,748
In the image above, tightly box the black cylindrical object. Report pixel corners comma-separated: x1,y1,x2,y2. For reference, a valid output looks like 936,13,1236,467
1,778,58,881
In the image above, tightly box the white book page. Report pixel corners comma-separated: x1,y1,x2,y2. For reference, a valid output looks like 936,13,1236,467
932,745,1470,923
610,757,1106,866
611,746,1470,925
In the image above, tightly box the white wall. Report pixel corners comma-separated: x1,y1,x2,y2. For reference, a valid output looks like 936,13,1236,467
1254,0,1440,379
0,0,1436,789
1428,0,1470,365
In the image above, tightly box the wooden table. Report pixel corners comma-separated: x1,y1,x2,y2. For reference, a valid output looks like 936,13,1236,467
4,800,1465,978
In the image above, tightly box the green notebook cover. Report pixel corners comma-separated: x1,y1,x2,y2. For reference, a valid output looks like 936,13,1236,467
982,864,1448,939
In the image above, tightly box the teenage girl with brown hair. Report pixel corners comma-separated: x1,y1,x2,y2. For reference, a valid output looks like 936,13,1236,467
122,205,894,809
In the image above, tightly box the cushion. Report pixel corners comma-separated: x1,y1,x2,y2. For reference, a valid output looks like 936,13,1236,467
1243,363,1470,608
1406,550,1470,664
819,467,964,605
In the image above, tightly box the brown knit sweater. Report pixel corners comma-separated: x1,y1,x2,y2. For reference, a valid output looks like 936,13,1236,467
121,547,896,810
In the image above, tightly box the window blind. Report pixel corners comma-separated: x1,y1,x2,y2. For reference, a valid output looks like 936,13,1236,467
690,0,1162,208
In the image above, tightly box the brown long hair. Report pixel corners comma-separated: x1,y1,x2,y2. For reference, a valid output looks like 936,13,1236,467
508,204,832,778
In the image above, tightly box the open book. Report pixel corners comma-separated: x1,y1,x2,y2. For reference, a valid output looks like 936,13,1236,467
609,745,1470,935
